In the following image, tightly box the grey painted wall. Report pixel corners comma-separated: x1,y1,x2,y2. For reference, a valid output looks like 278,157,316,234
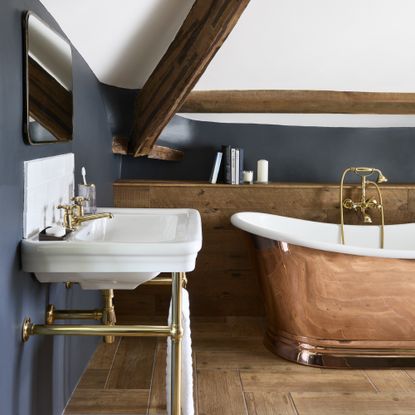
101,84,415,183
0,1,121,414
121,116,415,183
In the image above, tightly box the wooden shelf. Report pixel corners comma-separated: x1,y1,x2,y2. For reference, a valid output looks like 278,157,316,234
114,179,414,189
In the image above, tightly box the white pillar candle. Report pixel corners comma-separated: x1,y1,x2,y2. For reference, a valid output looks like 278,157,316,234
257,159,269,183
243,170,254,184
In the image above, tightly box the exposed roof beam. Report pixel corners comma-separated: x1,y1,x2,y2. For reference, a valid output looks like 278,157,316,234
112,136,183,161
180,90,415,114
129,0,251,157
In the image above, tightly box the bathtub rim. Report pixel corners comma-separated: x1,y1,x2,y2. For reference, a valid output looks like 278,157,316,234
231,211,415,259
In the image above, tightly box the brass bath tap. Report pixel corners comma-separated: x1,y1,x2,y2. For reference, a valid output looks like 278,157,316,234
58,196,113,231
339,167,387,248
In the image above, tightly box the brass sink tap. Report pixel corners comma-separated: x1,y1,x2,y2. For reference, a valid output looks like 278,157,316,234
339,167,388,248
58,196,113,231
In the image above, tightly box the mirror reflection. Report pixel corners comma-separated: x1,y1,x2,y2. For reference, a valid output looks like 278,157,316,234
24,12,73,144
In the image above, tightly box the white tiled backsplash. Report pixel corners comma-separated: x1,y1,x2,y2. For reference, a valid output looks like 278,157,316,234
23,153,74,238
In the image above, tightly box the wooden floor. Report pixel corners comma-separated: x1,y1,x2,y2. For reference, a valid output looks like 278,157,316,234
65,317,415,415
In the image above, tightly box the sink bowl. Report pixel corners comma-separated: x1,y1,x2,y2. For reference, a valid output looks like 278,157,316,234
22,208,202,289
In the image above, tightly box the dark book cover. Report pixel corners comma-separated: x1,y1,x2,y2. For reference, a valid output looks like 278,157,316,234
221,145,232,184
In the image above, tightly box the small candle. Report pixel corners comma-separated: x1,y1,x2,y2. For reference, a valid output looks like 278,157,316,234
257,159,269,183
243,170,254,184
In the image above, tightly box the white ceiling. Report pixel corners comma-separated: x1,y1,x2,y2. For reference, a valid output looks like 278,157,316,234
41,0,415,127
41,0,415,92
40,0,194,89
195,0,415,93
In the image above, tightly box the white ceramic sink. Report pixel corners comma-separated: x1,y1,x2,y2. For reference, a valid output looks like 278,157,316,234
22,208,202,289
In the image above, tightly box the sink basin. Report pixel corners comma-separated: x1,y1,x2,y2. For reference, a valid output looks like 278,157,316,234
22,208,202,289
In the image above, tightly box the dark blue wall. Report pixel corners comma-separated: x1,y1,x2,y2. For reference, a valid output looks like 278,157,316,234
0,1,121,414
120,115,415,183
101,84,415,183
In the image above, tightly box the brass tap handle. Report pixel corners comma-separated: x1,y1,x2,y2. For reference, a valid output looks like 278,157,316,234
343,199,356,210
57,204,72,213
72,196,88,204
57,204,76,230
71,196,87,216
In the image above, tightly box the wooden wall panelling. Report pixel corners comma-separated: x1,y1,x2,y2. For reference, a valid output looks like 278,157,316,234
113,181,415,318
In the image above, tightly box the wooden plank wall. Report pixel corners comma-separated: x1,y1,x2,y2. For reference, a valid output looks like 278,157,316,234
113,181,415,319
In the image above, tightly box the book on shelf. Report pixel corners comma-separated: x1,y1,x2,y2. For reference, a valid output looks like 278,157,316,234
221,145,232,184
231,148,236,184
220,145,244,184
209,152,223,184
238,148,244,184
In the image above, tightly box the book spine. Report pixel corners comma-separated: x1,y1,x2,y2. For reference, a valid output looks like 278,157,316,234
209,152,222,184
221,145,231,184
231,148,236,184
238,148,244,184
235,149,240,185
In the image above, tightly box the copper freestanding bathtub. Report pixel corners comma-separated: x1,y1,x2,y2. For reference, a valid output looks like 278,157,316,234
232,212,415,368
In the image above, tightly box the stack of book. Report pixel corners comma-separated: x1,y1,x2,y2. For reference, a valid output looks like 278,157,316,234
209,145,244,184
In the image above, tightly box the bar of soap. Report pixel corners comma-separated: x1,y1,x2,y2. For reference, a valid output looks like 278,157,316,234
45,225,66,238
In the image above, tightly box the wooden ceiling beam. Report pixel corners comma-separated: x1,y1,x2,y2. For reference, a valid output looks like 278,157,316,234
112,136,183,161
129,0,251,157
179,90,415,114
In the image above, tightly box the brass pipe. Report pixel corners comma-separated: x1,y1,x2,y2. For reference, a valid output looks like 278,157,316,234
144,275,187,287
22,319,171,341
170,272,183,415
339,167,352,245
46,304,103,324
102,289,116,344
367,180,386,249
52,311,103,320
144,277,172,285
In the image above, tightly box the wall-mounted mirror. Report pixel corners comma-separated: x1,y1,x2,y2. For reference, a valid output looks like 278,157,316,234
23,12,73,144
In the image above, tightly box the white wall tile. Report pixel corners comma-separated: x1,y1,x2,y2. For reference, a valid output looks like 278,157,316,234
23,153,74,238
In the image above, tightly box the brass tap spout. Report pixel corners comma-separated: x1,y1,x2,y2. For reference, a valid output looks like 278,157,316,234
74,212,113,225
339,167,387,248
58,197,113,231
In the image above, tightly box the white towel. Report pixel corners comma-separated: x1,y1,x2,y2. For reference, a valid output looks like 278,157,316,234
166,287,194,415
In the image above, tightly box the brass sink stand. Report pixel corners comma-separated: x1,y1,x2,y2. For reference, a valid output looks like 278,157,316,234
22,272,186,415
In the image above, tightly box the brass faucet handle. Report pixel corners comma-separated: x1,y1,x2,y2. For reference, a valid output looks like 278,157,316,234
71,196,87,216
57,204,76,230
57,204,73,213
343,199,356,210
72,196,87,204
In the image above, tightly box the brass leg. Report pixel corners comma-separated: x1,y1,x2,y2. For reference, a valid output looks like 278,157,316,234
102,289,116,344
171,272,184,415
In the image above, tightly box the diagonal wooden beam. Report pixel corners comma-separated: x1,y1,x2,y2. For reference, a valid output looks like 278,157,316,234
179,90,415,114
129,0,251,157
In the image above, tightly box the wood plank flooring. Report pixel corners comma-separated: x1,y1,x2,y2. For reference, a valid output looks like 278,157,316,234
65,317,415,415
